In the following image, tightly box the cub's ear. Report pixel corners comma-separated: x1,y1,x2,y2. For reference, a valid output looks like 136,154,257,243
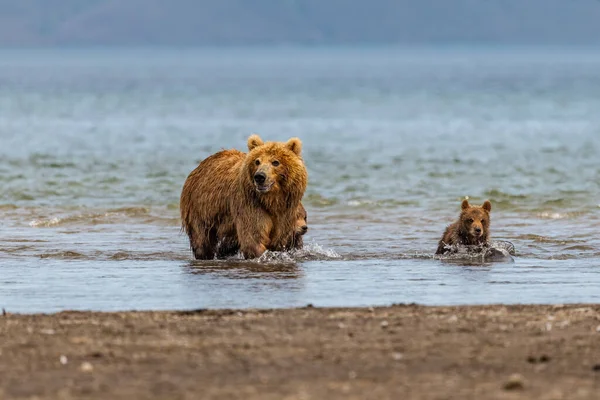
285,137,302,156
482,200,492,213
461,199,470,210
247,134,264,151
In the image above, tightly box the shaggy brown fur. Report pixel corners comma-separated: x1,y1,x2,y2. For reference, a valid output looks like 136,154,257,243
180,134,308,259
215,203,308,258
436,199,492,255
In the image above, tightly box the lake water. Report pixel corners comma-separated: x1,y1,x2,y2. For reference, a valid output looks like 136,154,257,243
1,47,599,313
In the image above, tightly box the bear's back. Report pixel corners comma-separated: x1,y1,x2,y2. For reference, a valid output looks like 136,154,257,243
180,149,246,226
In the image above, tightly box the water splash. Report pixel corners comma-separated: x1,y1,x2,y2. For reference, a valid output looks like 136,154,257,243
30,217,61,227
435,241,515,264
255,251,296,264
289,241,342,260
212,241,341,264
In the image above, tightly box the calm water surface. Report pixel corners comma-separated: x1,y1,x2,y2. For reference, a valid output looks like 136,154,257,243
1,47,599,312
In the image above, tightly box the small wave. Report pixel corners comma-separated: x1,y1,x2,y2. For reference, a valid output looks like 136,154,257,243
345,252,438,261
536,211,584,220
39,251,89,260
304,193,339,207
108,251,189,261
28,207,154,228
345,198,419,209
110,207,151,216
484,189,529,200
515,234,577,244
30,217,62,227
14,193,35,201
41,162,77,169
109,251,132,260
563,245,597,251
347,199,375,207
537,212,565,219
32,250,190,261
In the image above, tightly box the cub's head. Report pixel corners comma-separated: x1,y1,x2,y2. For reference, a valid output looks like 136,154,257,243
459,199,491,242
295,203,308,236
245,134,307,199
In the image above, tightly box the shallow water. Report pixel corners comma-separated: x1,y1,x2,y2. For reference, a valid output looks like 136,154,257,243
1,47,599,313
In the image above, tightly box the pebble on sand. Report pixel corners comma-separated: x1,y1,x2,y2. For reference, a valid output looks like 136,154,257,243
80,362,94,372
503,374,525,390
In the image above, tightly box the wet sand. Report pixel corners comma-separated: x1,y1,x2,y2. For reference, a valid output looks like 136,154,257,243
0,304,599,399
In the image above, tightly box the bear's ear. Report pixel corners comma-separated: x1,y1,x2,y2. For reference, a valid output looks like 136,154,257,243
482,200,492,213
247,134,264,151
461,199,470,210
285,137,302,156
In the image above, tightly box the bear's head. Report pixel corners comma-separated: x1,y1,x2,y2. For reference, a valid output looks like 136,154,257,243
459,199,491,242
295,203,308,236
243,134,308,208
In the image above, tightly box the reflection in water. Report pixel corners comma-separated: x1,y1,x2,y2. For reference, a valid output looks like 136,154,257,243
185,259,302,280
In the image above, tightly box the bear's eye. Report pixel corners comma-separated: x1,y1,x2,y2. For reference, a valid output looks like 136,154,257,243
255,159,260,166
481,219,485,224
272,160,280,167
467,218,474,223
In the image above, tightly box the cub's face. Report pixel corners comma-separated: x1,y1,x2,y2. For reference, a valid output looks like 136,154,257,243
246,134,304,195
459,199,491,240
295,205,308,236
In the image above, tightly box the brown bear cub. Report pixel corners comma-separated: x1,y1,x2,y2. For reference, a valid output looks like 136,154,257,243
180,134,308,260
216,203,308,258
436,199,492,255
294,202,309,249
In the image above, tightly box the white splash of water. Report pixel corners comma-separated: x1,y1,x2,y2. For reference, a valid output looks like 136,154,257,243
307,241,341,258
29,217,61,227
435,241,515,262
347,199,375,207
255,250,296,263
537,212,566,219
225,241,341,263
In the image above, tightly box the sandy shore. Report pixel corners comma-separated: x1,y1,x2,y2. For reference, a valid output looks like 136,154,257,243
1,304,599,399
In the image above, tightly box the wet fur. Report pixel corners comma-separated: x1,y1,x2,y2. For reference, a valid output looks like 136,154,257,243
180,135,308,259
216,202,308,258
436,199,492,255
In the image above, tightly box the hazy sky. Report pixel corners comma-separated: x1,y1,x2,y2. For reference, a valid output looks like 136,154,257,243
1,0,600,46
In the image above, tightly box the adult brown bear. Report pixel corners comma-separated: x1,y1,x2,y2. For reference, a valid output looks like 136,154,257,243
180,135,308,259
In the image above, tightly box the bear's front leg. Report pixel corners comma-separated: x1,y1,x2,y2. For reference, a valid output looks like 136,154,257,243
236,212,273,259
240,242,268,259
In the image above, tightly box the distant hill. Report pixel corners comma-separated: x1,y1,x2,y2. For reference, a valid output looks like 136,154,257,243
2,0,600,46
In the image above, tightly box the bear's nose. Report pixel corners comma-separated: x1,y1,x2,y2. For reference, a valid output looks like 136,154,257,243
300,225,308,233
474,227,482,234
254,172,266,185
